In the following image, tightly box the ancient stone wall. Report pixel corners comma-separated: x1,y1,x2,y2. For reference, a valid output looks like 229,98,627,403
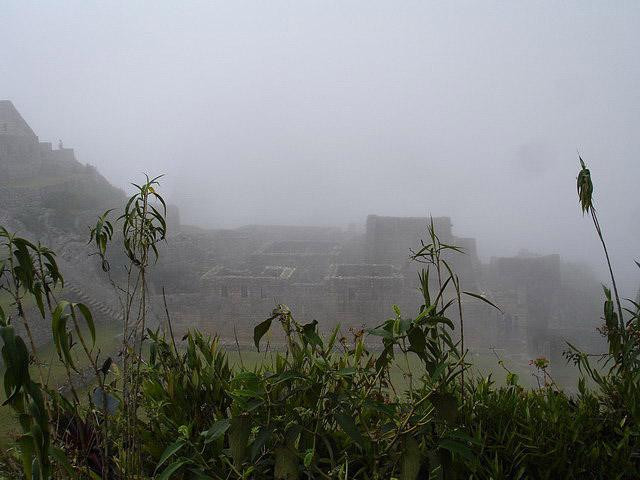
0,101,604,360
365,215,453,267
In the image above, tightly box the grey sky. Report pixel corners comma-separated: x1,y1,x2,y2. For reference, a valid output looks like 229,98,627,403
1,1,638,291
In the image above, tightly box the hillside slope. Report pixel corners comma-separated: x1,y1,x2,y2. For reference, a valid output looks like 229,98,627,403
0,100,126,345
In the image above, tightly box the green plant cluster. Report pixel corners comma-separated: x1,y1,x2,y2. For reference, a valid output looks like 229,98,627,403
0,161,638,479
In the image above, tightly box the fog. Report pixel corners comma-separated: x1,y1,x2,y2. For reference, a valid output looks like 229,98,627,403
1,1,638,292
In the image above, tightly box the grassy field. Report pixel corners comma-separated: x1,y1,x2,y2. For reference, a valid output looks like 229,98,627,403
0,327,583,447
223,347,582,390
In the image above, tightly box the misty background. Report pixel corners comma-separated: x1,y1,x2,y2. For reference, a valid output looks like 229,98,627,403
1,1,638,292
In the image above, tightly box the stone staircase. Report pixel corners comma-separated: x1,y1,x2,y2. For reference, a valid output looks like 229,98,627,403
65,281,123,324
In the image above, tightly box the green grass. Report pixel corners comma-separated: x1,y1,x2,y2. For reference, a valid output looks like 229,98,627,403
223,346,581,389
0,332,583,446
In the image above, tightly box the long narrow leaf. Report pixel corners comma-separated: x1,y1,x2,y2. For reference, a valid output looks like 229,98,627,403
462,291,503,313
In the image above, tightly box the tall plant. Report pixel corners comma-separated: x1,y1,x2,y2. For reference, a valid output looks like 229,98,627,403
566,156,639,434
0,228,100,478
89,174,167,476
571,156,638,375
577,155,624,328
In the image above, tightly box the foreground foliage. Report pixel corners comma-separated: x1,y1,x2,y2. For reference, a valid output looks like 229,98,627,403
0,161,638,478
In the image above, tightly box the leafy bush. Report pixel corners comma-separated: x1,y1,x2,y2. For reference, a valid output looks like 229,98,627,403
0,161,638,479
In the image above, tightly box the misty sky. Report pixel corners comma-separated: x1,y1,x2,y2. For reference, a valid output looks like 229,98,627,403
1,1,638,292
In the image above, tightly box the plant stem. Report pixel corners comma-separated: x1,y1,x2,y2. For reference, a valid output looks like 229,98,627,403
591,209,625,329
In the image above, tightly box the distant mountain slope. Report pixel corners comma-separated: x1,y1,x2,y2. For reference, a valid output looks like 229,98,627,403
0,100,127,345
0,100,125,237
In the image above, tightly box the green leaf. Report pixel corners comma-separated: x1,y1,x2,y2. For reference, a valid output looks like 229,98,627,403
438,438,474,462
155,439,186,474
304,448,314,468
51,301,75,370
48,446,74,476
17,433,34,480
463,291,502,313
433,276,452,307
337,367,357,377
400,437,421,480
30,423,47,478
201,418,231,445
253,317,273,351
326,324,340,353
31,457,40,480
427,316,455,330
335,412,365,448
366,400,396,418
250,427,273,461
1,325,30,403
270,371,306,385
419,269,431,307
398,318,413,334
157,460,189,480
302,320,323,349
33,287,45,319
75,303,95,346
101,357,112,376
368,324,394,339
414,304,436,324
229,416,251,467
407,326,426,354
375,346,393,372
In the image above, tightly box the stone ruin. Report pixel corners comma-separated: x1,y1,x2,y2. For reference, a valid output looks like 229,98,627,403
160,214,603,361
1,101,605,361
0,100,125,236
0,101,128,346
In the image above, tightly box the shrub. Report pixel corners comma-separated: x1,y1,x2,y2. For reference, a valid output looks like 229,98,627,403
0,162,638,478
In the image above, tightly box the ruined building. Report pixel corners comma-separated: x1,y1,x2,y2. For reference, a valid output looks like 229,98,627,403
175,214,480,338
164,210,602,361
0,100,124,235
1,101,604,360
0,101,128,345
160,198,604,360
